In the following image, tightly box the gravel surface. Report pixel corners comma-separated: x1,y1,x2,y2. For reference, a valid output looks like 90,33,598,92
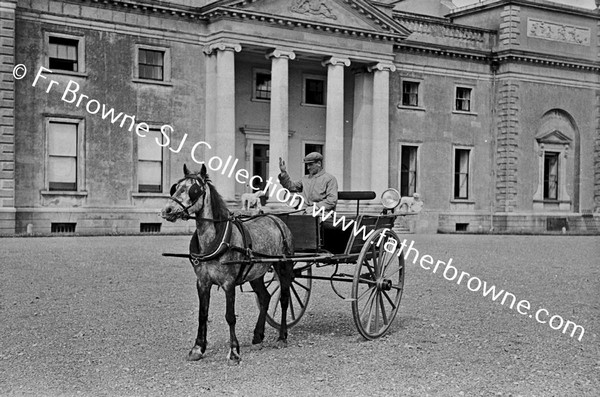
1,234,598,396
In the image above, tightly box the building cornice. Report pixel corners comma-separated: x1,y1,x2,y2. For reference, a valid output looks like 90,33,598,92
205,0,411,36
396,44,600,72
69,0,207,20
448,0,600,21
494,49,600,72
204,6,406,42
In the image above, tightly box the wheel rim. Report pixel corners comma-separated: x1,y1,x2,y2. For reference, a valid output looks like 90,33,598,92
352,229,405,339
262,262,312,329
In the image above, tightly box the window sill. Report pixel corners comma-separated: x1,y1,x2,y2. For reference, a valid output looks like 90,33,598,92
533,199,571,204
251,97,271,103
301,102,326,108
47,70,88,78
450,199,475,204
41,190,88,197
132,192,169,198
132,78,173,87
397,105,426,111
452,110,478,116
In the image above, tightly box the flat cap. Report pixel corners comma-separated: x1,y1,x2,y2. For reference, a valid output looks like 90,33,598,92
303,152,323,163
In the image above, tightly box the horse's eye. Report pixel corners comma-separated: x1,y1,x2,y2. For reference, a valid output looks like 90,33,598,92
189,183,202,202
170,184,178,196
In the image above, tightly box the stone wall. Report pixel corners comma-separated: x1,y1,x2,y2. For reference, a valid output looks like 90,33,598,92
0,0,16,234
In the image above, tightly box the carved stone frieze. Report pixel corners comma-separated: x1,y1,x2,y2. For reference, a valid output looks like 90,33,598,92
290,0,337,20
527,18,590,46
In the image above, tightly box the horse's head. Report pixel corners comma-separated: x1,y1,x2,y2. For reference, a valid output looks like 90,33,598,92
161,164,209,222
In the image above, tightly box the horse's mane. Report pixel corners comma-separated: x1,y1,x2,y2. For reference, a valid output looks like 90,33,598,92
206,180,230,221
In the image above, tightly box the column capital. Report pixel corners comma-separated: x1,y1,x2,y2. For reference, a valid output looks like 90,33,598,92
203,42,242,55
266,49,296,60
321,56,351,68
367,62,396,73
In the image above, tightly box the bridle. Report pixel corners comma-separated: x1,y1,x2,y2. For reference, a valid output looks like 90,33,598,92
169,174,207,220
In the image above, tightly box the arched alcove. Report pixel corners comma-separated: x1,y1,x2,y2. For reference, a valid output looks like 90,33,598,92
532,109,580,212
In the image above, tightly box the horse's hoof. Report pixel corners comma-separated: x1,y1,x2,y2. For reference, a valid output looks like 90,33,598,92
275,339,288,349
250,342,263,351
227,350,241,365
227,357,241,366
187,346,204,361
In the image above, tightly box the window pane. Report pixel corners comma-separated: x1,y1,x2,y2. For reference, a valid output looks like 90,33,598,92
48,37,78,72
139,49,164,80
49,156,76,184
138,129,163,161
256,72,271,100
138,161,162,186
305,78,324,105
454,149,469,199
544,152,559,200
401,146,418,196
402,82,419,107
49,122,77,156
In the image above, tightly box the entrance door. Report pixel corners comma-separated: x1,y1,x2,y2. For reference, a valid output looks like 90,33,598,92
252,144,269,204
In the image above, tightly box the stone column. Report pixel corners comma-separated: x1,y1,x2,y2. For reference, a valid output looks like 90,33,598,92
0,0,16,234
266,49,295,185
205,42,241,201
322,57,350,190
350,69,373,191
202,47,217,148
368,62,396,195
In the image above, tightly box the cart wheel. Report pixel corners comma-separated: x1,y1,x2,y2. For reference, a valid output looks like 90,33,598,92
352,228,405,340
261,262,312,330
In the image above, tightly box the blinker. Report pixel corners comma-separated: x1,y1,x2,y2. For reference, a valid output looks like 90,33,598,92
170,184,178,196
188,183,202,202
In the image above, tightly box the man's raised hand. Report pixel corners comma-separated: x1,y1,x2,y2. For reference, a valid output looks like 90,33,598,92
279,157,287,173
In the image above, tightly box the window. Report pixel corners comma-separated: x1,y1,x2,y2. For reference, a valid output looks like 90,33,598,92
543,152,559,200
303,143,323,175
402,81,419,107
455,87,472,112
134,45,170,83
254,70,271,100
138,49,164,81
400,146,418,196
48,121,78,191
138,128,163,193
46,33,84,73
303,75,326,106
454,149,470,199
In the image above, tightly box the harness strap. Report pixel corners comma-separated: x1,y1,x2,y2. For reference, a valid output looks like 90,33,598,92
189,221,232,263
231,219,255,283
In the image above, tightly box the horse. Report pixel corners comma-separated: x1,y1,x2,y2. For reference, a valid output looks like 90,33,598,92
160,164,295,364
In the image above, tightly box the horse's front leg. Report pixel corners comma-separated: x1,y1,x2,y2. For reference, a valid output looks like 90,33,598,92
224,284,241,364
188,280,211,361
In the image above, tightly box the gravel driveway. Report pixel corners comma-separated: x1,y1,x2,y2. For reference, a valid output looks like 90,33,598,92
1,234,598,396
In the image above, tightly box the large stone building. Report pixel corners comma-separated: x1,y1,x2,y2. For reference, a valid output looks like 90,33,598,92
1,0,599,234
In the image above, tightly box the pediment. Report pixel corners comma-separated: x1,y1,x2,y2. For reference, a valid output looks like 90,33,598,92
536,129,572,144
208,0,411,38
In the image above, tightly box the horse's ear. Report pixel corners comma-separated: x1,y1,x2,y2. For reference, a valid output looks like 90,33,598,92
200,164,207,178
183,164,191,176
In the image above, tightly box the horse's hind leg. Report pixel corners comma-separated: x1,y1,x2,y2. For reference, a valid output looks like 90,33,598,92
274,261,294,347
224,285,241,364
249,276,271,346
188,281,211,361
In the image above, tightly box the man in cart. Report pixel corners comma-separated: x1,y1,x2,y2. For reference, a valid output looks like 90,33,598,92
278,152,338,211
